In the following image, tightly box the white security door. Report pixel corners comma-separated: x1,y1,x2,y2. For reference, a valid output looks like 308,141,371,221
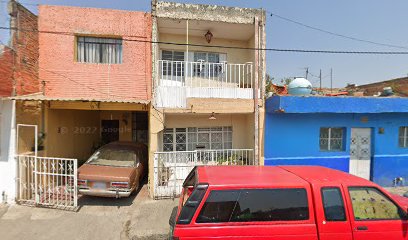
349,128,371,180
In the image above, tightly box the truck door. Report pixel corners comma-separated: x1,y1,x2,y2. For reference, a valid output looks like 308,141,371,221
344,186,408,240
313,185,353,240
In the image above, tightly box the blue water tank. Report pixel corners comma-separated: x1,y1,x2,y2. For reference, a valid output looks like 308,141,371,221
288,78,312,95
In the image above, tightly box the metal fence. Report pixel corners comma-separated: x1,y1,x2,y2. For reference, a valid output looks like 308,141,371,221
155,61,254,108
158,60,253,88
153,149,254,199
17,155,78,211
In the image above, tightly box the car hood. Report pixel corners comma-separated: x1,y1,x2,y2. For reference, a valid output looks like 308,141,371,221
78,164,135,182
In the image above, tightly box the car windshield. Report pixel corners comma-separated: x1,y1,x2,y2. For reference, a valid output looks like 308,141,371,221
86,147,137,167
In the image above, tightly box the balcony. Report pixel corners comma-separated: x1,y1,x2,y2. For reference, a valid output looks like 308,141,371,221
155,60,254,108
153,149,254,198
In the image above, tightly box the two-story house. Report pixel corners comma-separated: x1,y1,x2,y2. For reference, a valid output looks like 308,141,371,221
6,5,152,207
149,1,266,198
0,0,39,204
1,1,266,205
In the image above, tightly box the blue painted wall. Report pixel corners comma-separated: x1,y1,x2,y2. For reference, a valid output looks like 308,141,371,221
266,96,408,114
265,112,408,187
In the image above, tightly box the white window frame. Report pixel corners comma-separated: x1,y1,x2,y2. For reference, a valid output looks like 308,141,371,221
399,126,408,148
320,127,345,152
162,126,232,152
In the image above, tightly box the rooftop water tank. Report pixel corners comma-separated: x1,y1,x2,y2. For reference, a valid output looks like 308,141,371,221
288,78,312,96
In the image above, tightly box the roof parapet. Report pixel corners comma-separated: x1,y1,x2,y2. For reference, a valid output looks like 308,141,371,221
155,1,265,24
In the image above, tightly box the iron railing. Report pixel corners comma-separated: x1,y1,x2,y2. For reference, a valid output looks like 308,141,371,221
17,155,78,211
155,61,254,108
158,60,253,88
153,149,254,199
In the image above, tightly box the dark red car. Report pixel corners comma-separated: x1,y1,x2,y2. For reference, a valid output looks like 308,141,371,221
169,166,408,240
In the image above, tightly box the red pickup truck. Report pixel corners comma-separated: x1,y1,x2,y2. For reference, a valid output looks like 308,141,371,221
169,166,408,240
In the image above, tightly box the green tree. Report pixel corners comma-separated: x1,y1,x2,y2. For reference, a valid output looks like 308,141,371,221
265,74,274,95
280,77,293,85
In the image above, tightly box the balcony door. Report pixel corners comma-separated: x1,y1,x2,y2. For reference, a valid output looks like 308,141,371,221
160,50,185,86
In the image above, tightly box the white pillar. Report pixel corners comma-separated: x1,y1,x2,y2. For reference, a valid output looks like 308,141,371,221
0,99,16,204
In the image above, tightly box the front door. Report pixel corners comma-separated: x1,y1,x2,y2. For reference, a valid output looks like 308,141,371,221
349,128,371,180
101,120,119,144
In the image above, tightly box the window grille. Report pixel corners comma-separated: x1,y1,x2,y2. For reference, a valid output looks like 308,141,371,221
77,36,122,64
320,127,345,151
163,126,233,151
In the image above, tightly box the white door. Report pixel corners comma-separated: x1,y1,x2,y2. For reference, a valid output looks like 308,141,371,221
349,128,371,180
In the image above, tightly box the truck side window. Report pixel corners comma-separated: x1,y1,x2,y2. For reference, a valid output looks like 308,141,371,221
196,190,240,223
230,188,309,222
177,186,207,224
321,187,346,221
349,187,406,220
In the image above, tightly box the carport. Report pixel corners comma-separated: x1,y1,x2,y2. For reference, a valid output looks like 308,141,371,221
11,94,150,209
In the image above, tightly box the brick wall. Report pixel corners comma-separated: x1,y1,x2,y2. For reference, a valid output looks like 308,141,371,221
0,46,13,97
38,5,152,101
9,1,40,96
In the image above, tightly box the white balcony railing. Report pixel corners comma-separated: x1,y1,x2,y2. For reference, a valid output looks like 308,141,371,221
153,149,254,199
155,60,254,108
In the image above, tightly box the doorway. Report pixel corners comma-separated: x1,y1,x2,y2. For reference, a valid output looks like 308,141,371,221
349,128,372,180
101,120,119,144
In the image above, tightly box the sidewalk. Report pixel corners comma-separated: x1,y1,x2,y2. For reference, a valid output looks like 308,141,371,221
0,185,177,240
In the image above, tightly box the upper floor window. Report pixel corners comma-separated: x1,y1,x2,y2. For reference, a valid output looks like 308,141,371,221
161,50,184,76
76,36,122,64
194,52,220,63
399,127,408,148
320,127,345,152
193,52,225,77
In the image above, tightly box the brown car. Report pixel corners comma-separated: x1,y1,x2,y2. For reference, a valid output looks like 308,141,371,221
78,142,147,198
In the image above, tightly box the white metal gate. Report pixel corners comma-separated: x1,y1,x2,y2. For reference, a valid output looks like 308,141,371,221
153,149,254,199
16,124,78,210
17,155,78,210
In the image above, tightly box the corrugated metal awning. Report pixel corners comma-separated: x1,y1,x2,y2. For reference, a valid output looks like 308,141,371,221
7,93,150,104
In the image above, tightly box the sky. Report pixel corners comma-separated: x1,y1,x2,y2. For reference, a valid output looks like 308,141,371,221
2,0,408,87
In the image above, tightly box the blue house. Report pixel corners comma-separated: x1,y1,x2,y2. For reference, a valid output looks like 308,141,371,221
265,95,408,186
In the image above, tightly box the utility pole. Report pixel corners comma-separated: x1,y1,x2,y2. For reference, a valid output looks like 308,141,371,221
305,67,309,79
330,68,333,93
319,69,322,92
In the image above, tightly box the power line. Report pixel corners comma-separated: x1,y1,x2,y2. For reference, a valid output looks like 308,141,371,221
269,11,408,50
2,26,408,55
2,1,407,51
